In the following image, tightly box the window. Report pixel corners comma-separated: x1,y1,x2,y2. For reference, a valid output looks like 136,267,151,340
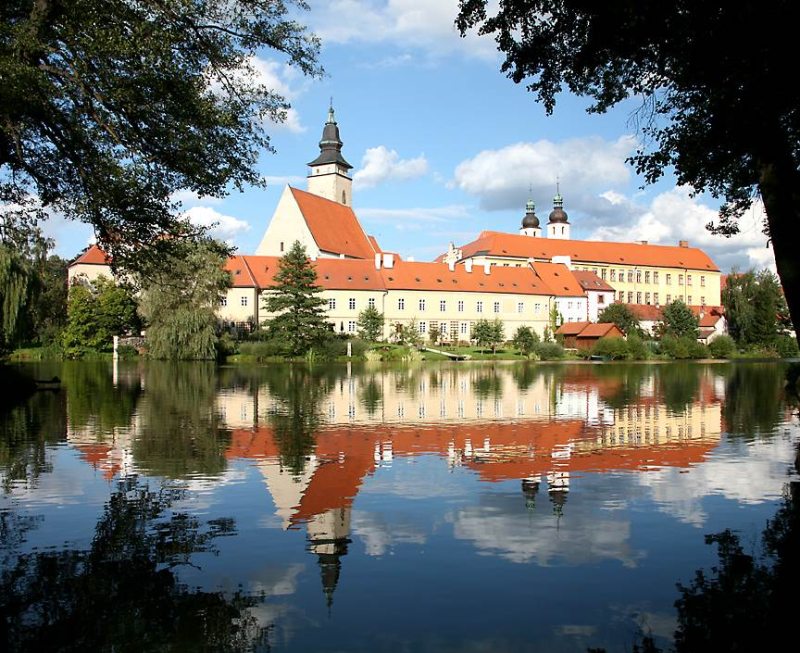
645,292,650,304
678,274,684,285
700,276,706,287
610,270,616,282
439,322,448,335
701,296,706,305
645,271,650,284
349,297,356,310
653,271,659,284
636,269,642,283
687,274,692,286
440,300,446,312
535,303,542,312
619,269,624,281
601,268,607,280
368,297,376,309
628,292,634,303
347,320,357,332
457,300,464,312
518,302,524,313
220,297,227,307
477,301,483,313
636,292,642,304
418,321,427,334
618,292,625,302
280,241,284,252
460,322,468,335
398,298,405,310
493,301,500,313
241,296,248,307
418,298,426,311
627,271,634,283
567,301,573,310
667,294,672,303
598,294,606,305
666,273,672,285
328,298,336,310
654,293,659,305
687,295,693,304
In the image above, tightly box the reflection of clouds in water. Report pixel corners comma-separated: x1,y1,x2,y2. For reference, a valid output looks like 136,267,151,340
249,562,304,597
639,436,798,526
361,457,468,500
245,563,310,649
169,467,250,512
450,492,643,567
351,511,427,556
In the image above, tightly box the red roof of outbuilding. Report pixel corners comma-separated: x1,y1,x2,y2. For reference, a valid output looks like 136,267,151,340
556,322,592,336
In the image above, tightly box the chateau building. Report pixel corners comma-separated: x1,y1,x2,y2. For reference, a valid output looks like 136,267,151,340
68,106,724,340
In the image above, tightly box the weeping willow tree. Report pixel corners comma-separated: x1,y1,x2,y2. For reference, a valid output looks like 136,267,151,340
137,240,231,360
0,245,34,355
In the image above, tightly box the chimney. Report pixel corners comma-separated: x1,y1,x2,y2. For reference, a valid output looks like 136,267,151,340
374,253,381,270
483,261,491,275
407,256,415,262
465,259,473,273
638,240,648,245
339,253,345,259
448,261,455,272
383,253,394,269
678,240,689,248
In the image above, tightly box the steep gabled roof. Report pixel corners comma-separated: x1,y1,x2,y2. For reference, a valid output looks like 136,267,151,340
455,231,719,272
532,262,585,296
70,245,111,266
290,187,376,259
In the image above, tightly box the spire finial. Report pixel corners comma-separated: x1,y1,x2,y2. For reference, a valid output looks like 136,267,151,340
327,97,336,124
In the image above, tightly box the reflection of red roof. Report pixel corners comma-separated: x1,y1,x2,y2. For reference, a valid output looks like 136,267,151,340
455,231,719,271
74,443,121,480
71,245,111,266
291,187,376,259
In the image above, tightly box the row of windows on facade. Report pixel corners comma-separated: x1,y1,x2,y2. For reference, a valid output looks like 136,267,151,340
617,291,706,306
580,267,706,287
335,320,533,335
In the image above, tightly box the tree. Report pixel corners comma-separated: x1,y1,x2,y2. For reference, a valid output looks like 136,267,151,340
26,255,68,345
137,239,230,360
512,325,539,358
428,323,441,346
0,245,34,355
598,303,640,336
723,269,788,346
456,2,800,339
1,1,321,271
659,300,700,340
357,306,385,342
473,318,504,353
62,275,139,356
262,241,329,356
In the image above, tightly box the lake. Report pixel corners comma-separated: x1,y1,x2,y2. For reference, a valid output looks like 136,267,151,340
1,360,798,652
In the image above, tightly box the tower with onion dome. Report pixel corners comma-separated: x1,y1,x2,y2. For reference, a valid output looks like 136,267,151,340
519,196,542,237
546,188,571,240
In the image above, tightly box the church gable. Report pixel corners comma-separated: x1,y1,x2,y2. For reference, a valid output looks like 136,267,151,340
255,186,319,257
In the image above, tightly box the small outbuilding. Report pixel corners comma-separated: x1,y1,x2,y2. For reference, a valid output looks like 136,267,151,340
557,322,625,351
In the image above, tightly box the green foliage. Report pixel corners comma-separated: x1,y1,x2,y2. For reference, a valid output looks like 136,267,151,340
598,303,641,336
357,306,385,342
708,334,736,359
535,341,564,360
512,325,539,357
428,323,441,345
659,300,700,339
548,304,562,332
26,255,68,345
625,333,649,360
62,276,139,357
391,320,422,347
0,1,321,270
137,240,231,360
660,335,707,360
773,335,799,358
473,318,504,353
723,269,789,346
591,336,630,360
262,241,330,356
0,245,34,354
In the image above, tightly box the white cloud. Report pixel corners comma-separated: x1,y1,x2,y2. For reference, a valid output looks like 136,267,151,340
452,136,636,212
309,0,499,61
587,187,775,273
170,189,224,207
353,146,428,189
183,206,251,241
262,175,305,187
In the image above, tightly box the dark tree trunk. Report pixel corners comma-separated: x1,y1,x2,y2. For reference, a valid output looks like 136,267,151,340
758,155,800,341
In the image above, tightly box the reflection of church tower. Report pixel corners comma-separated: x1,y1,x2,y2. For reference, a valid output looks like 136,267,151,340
307,507,352,609
547,471,570,517
546,189,571,240
522,477,540,510
307,105,353,206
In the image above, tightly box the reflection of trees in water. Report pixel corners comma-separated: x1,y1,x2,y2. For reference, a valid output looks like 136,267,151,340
263,365,336,475
511,362,545,391
358,374,382,417
63,361,142,433
472,367,502,401
655,364,702,414
721,363,786,438
0,476,269,652
0,389,66,492
592,364,650,410
133,362,232,479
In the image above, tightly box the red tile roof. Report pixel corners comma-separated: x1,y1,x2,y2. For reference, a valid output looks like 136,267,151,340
573,270,615,292
532,262,585,296
455,231,719,271
556,322,592,336
381,261,554,295
626,303,664,322
71,245,111,266
578,323,624,338
291,187,376,259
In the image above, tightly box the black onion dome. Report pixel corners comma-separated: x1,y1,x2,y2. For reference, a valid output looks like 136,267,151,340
521,199,540,228
307,106,352,169
548,193,569,223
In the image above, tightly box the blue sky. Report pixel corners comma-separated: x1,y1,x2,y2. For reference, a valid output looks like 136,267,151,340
49,0,775,273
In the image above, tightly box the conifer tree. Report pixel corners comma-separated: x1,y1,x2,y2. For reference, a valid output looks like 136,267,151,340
659,300,700,340
263,241,329,355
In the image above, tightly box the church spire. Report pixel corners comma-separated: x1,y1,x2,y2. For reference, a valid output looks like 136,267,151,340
307,104,353,205
307,104,352,170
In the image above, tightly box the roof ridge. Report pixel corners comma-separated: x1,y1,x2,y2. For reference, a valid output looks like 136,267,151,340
239,255,259,289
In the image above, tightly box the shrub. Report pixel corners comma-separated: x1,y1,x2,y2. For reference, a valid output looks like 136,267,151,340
625,333,649,360
708,334,736,359
661,335,707,359
773,335,800,358
592,337,629,360
535,341,564,360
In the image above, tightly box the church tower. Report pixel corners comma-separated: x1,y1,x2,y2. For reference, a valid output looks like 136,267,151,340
519,197,541,237
307,105,353,206
546,190,571,240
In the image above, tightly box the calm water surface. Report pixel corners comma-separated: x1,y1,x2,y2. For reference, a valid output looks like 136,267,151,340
1,361,798,652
